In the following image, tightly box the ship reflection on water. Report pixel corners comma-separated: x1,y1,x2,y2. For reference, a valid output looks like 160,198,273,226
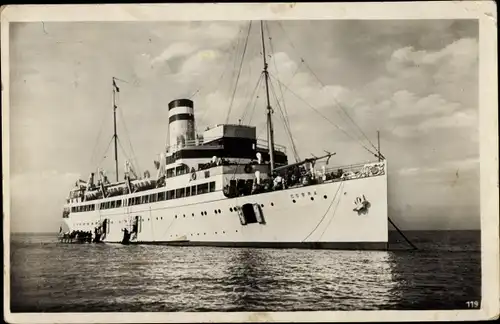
10,231,480,312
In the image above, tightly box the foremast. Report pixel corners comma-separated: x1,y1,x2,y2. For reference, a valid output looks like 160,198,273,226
112,77,120,182
260,21,276,173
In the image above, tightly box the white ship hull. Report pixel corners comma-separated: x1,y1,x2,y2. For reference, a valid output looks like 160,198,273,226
63,169,388,250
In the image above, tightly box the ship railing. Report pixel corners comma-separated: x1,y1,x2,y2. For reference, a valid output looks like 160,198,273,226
317,160,386,182
256,139,287,153
165,137,287,154
166,136,221,153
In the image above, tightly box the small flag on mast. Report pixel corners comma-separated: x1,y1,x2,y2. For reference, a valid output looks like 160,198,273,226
113,78,120,93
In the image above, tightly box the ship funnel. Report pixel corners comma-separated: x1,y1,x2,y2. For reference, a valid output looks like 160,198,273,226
168,99,195,153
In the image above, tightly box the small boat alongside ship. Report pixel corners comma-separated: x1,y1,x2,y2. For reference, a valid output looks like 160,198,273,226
58,21,391,250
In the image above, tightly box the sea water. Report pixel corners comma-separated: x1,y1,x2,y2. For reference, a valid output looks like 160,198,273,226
9,231,481,312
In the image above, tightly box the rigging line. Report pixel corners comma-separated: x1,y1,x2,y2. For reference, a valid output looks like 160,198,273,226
318,185,344,240
276,21,379,153
268,77,300,162
302,181,344,242
116,96,141,174
188,37,241,104
116,136,139,172
245,87,262,126
89,106,111,167
97,136,115,169
195,41,238,131
265,21,292,133
306,63,379,153
196,26,244,131
225,21,253,124
268,73,378,156
240,73,263,123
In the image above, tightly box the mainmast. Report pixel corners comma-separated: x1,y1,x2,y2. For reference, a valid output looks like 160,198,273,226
112,77,119,182
260,20,276,172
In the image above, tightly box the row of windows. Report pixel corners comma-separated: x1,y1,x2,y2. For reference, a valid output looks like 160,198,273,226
71,181,216,213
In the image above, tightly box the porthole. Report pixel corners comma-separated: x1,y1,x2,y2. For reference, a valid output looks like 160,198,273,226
230,208,233,212
271,202,274,206
197,233,199,236
192,213,195,217
344,192,347,195
295,194,299,198
161,217,163,220
236,230,238,233
201,212,203,216
223,231,225,234
204,233,206,235
204,211,207,215
308,192,311,195
310,197,314,201
293,199,296,203
175,215,178,219
324,195,327,199
260,204,264,208
156,217,158,220
218,209,221,213
214,210,218,214
183,214,186,218
301,193,305,197
314,191,317,195
215,232,217,234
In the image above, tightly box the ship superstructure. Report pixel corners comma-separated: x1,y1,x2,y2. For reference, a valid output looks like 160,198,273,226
59,21,389,249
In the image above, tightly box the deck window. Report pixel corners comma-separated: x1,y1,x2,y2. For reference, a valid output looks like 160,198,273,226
209,181,216,192
185,186,191,197
134,197,140,205
197,183,209,194
191,185,197,196
176,188,185,198
166,168,174,178
111,201,116,208
116,200,122,208
167,190,175,200
158,192,165,201
150,193,157,202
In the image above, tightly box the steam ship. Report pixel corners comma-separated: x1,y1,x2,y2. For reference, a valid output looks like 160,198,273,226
59,21,389,249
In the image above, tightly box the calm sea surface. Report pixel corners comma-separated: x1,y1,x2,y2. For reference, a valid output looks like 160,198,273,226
10,231,481,312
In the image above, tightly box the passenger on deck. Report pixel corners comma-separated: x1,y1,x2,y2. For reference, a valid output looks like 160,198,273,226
273,174,284,190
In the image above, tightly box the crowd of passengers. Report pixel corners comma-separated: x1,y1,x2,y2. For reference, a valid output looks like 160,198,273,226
223,165,344,198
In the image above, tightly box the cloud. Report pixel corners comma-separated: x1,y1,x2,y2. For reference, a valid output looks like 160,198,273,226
151,42,199,64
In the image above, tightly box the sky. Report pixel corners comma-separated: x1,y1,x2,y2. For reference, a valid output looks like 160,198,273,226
7,19,479,232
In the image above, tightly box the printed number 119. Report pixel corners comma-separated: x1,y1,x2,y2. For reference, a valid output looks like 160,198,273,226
466,301,479,308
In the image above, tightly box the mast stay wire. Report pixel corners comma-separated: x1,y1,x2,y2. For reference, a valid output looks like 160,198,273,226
89,103,111,168
265,21,293,137
115,86,142,175
276,21,381,157
265,22,300,162
194,26,244,132
268,73,378,157
268,78,301,162
240,73,264,124
225,21,253,124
